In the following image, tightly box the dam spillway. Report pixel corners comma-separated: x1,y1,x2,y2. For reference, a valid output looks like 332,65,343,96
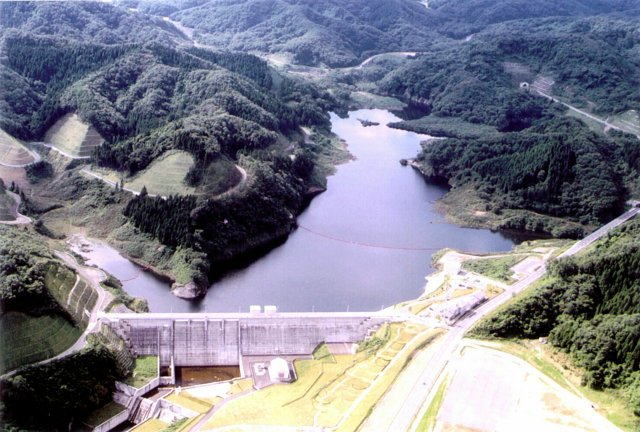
100,311,393,367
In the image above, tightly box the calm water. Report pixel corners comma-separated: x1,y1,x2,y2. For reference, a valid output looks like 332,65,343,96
80,110,518,312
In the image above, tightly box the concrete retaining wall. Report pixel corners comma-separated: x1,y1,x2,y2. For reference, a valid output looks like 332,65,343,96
101,312,390,367
91,409,129,432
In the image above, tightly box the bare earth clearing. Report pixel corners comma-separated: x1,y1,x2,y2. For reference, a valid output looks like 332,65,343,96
435,342,620,432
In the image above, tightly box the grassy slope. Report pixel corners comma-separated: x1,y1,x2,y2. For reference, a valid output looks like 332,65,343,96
124,151,196,196
196,157,242,196
0,129,36,166
44,113,104,158
124,355,158,388
415,376,449,432
0,259,98,373
83,401,126,428
44,261,98,327
0,312,81,373
130,418,169,432
462,255,524,283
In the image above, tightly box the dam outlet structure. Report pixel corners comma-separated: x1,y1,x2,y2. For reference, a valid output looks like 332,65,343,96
99,309,394,371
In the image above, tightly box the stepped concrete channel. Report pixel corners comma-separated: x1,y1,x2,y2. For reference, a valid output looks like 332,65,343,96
94,310,395,431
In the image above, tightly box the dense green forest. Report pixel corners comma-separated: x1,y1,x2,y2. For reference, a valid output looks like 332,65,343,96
473,219,640,416
0,226,69,316
0,343,127,431
363,3,640,235
0,227,134,431
0,0,342,292
0,1,183,45
428,0,640,37
378,11,640,119
121,0,441,67
123,154,311,279
414,117,637,235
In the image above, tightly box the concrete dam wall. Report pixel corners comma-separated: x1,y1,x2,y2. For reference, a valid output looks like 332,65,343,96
100,312,391,367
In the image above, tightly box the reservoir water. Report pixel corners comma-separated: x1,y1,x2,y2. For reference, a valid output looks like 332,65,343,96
79,109,518,312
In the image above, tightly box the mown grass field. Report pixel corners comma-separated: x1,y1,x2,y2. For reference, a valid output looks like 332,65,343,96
165,392,213,414
44,113,104,158
462,255,525,283
0,128,37,166
0,312,81,373
130,418,168,432
204,323,437,431
125,151,196,196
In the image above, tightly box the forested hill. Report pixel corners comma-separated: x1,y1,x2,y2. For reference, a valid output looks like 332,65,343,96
120,0,442,67
428,0,640,37
118,0,640,67
372,5,640,236
379,11,640,118
0,1,184,45
0,1,339,294
414,118,636,236
473,219,640,417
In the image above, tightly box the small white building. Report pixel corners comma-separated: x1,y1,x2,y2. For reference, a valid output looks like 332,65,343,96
436,291,487,325
268,357,292,383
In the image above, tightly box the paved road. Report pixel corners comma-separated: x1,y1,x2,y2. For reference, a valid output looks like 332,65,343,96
535,91,640,138
31,141,91,160
364,206,639,432
338,51,419,70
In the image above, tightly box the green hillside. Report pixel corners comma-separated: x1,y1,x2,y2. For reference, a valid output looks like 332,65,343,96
0,186,17,221
129,0,440,67
0,0,342,291
0,226,96,373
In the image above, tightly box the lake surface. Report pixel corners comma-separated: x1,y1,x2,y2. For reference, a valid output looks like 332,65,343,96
80,109,519,312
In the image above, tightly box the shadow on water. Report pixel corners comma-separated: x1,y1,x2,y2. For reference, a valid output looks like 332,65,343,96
390,102,431,121
208,234,289,283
